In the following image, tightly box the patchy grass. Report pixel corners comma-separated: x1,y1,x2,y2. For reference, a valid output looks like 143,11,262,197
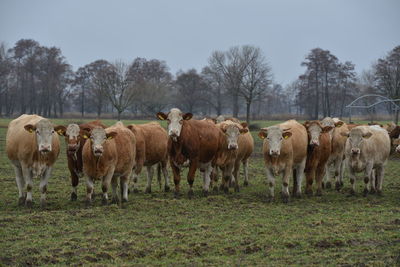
0,119,399,266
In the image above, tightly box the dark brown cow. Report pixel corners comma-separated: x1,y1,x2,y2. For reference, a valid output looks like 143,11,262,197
56,120,106,201
157,108,223,198
303,121,333,196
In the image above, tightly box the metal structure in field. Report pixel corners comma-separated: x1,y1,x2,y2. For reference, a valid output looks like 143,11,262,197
346,94,400,123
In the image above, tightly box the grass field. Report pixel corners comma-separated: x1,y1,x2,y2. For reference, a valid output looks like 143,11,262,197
0,118,399,266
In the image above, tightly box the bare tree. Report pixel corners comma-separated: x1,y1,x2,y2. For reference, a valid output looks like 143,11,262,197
94,61,136,120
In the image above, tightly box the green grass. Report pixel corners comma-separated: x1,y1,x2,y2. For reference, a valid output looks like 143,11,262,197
0,118,399,266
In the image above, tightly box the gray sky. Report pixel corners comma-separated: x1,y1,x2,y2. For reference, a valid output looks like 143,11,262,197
1,0,399,86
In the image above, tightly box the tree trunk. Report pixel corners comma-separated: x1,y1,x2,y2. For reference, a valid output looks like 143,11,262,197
246,101,251,125
232,91,239,117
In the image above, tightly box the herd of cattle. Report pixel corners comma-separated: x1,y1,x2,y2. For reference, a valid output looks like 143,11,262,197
5,109,400,207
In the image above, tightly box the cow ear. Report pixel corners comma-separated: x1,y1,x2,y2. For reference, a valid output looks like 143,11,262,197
282,131,292,139
362,132,372,139
303,121,310,128
156,112,168,120
54,125,67,136
322,126,333,133
334,121,344,128
183,113,193,120
241,122,248,129
239,128,248,134
340,132,349,137
24,124,36,133
81,130,90,139
212,118,217,124
258,131,267,139
127,125,134,131
106,131,118,140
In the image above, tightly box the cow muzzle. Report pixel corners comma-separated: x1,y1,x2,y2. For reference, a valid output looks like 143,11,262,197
93,146,103,157
310,140,319,147
39,145,51,153
228,143,238,150
269,149,280,157
68,144,79,154
351,148,360,155
396,146,400,153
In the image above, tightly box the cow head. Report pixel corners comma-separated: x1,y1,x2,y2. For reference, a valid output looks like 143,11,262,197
258,126,292,157
82,127,117,157
24,119,63,154
54,124,83,155
341,127,372,155
157,108,192,142
303,121,333,147
219,122,248,150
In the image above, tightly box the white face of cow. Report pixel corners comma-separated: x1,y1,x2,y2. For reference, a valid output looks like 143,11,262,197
65,124,81,154
345,128,372,155
258,126,292,157
24,119,57,153
156,108,193,142
304,121,333,147
220,122,248,150
84,127,117,157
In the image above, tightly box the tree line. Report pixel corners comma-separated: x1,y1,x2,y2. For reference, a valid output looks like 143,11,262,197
0,39,399,123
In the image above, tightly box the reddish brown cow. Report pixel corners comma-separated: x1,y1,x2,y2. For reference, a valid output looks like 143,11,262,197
56,120,106,201
303,121,333,196
127,122,170,193
157,108,223,198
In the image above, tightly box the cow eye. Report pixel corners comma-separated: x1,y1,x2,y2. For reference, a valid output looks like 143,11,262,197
51,130,55,134
179,120,183,125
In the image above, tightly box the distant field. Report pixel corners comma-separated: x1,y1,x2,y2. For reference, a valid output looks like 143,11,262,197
0,118,399,266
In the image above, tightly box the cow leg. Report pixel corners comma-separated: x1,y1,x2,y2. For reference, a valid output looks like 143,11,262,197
315,165,326,196
145,165,154,193
348,166,357,195
201,162,212,197
120,175,129,203
294,159,306,198
370,169,376,194
170,161,181,198
281,166,291,203
233,161,241,192
21,163,33,207
339,159,345,187
221,166,233,194
102,169,114,205
161,161,170,192
265,168,275,202
363,163,373,197
111,176,119,204
375,166,384,195
86,177,94,206
187,160,198,198
323,162,332,189
130,172,140,193
243,160,249,186
305,169,315,196
39,167,52,208
70,171,79,201
12,161,25,205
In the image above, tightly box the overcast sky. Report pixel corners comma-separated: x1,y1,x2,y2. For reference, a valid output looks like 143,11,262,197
1,0,399,86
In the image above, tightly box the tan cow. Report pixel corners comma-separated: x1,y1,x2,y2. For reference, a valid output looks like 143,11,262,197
82,122,136,205
342,125,390,195
258,120,307,202
127,122,170,193
6,114,62,207
321,117,348,190
213,121,252,193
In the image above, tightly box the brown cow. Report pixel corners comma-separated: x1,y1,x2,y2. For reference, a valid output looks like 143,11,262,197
56,120,106,201
6,114,62,207
213,121,251,193
258,120,308,202
127,122,170,193
157,108,223,198
303,121,333,196
82,122,136,205
321,117,348,190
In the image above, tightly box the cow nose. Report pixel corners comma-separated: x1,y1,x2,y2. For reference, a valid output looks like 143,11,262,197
269,149,280,156
40,145,51,153
68,144,78,151
351,148,360,155
228,144,238,150
310,140,319,146
396,146,400,153
169,130,178,137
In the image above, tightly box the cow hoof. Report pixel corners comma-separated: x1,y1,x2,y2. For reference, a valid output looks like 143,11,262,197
111,197,119,205
363,189,369,197
40,199,47,209
325,181,332,189
122,198,128,203
335,182,341,191
281,194,289,203
145,187,152,194
188,189,194,199
223,187,229,194
370,188,376,194
202,190,209,197
101,198,108,206
316,189,322,196
70,192,78,201
305,189,313,196
212,186,219,193
294,192,302,198
234,186,240,193
265,196,274,203
349,189,356,196
243,181,249,187
164,185,170,192
174,191,180,199
25,200,33,208
85,199,92,208
18,197,25,206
